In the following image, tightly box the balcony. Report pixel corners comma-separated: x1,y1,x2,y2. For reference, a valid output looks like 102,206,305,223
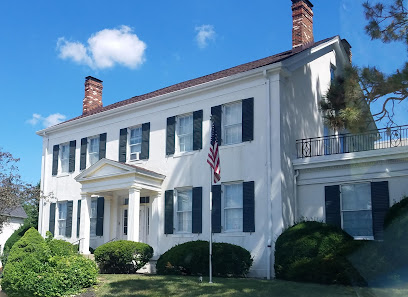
296,125,408,158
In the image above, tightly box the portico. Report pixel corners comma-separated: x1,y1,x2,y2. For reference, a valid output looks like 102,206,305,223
74,158,165,254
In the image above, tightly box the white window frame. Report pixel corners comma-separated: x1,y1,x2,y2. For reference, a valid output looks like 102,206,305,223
222,181,243,232
128,126,142,161
90,198,98,237
340,182,374,240
59,143,70,174
176,113,194,153
57,201,67,237
174,187,193,233
222,101,242,145
88,136,99,166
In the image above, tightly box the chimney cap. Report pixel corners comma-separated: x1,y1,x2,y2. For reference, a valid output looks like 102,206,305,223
291,0,313,8
85,76,103,83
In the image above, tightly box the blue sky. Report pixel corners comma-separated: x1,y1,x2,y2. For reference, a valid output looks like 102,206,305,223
0,0,406,184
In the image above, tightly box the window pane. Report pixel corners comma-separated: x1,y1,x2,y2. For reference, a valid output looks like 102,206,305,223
58,203,67,219
130,144,141,154
178,115,193,152
90,218,97,236
342,183,371,210
224,103,242,126
89,138,99,153
58,221,66,236
130,127,142,145
225,209,243,231
91,200,97,218
225,125,242,145
343,211,373,237
225,184,243,208
177,211,192,232
179,135,193,152
177,190,192,211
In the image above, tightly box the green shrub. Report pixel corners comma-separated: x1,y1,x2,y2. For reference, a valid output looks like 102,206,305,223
156,240,253,277
1,228,97,297
94,240,153,274
274,221,364,285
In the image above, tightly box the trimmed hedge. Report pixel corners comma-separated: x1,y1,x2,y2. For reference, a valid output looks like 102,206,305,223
1,228,97,297
274,221,365,285
94,240,153,274
156,240,253,277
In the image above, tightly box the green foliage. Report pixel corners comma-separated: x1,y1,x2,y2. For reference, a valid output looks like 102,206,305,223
156,240,253,277
94,240,153,274
274,221,365,285
1,228,97,297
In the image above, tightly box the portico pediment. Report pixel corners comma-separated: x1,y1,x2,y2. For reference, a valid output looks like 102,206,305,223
74,159,165,194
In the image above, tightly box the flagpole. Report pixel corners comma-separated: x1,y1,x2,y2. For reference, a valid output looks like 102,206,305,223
209,165,213,284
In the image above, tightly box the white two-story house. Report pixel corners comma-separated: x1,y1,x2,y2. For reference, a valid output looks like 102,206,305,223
37,0,408,278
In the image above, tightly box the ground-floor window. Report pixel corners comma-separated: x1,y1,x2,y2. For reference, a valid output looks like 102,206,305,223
58,202,67,237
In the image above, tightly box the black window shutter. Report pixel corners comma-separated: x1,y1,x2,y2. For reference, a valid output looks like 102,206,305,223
140,122,150,160
164,190,174,234
52,145,59,176
96,197,104,236
242,97,254,142
77,200,81,237
99,133,107,160
49,203,56,236
371,181,390,240
166,116,176,155
211,106,222,145
69,140,76,173
212,185,221,233
119,128,127,163
192,187,202,233
243,181,255,232
66,201,73,238
193,110,203,151
325,185,341,228
80,138,87,170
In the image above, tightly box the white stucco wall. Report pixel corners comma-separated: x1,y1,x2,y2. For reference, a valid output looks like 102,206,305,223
0,217,25,267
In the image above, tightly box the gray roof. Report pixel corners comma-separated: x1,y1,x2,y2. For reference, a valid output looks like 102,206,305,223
1,206,28,219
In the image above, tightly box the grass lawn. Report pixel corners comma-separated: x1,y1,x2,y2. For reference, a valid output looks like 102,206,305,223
90,274,408,297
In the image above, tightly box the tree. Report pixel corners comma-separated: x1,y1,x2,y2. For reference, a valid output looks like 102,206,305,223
322,0,408,130
0,149,40,232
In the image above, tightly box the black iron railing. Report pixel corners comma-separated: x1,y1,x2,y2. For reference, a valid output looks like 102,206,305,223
296,125,408,158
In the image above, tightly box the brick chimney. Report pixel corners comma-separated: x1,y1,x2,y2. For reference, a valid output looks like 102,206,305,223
83,76,103,115
292,0,314,49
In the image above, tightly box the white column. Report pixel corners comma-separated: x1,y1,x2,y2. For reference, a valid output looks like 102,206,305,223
103,196,112,244
79,193,91,254
128,186,141,242
110,193,118,240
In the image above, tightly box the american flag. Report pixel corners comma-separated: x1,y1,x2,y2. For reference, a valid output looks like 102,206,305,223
207,122,221,183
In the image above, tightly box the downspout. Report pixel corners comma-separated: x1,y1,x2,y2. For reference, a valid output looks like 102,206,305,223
39,132,48,237
264,69,272,280
294,170,300,222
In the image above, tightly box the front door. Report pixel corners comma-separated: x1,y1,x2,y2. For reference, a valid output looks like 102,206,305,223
139,205,149,243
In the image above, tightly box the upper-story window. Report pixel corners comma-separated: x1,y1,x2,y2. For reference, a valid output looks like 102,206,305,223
223,102,242,145
119,123,150,162
129,126,142,160
57,202,67,237
177,114,193,153
166,111,202,156
88,137,99,166
211,98,253,147
59,143,69,173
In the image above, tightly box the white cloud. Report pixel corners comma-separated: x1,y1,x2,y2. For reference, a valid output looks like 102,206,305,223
27,113,67,128
195,25,216,49
57,25,147,70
